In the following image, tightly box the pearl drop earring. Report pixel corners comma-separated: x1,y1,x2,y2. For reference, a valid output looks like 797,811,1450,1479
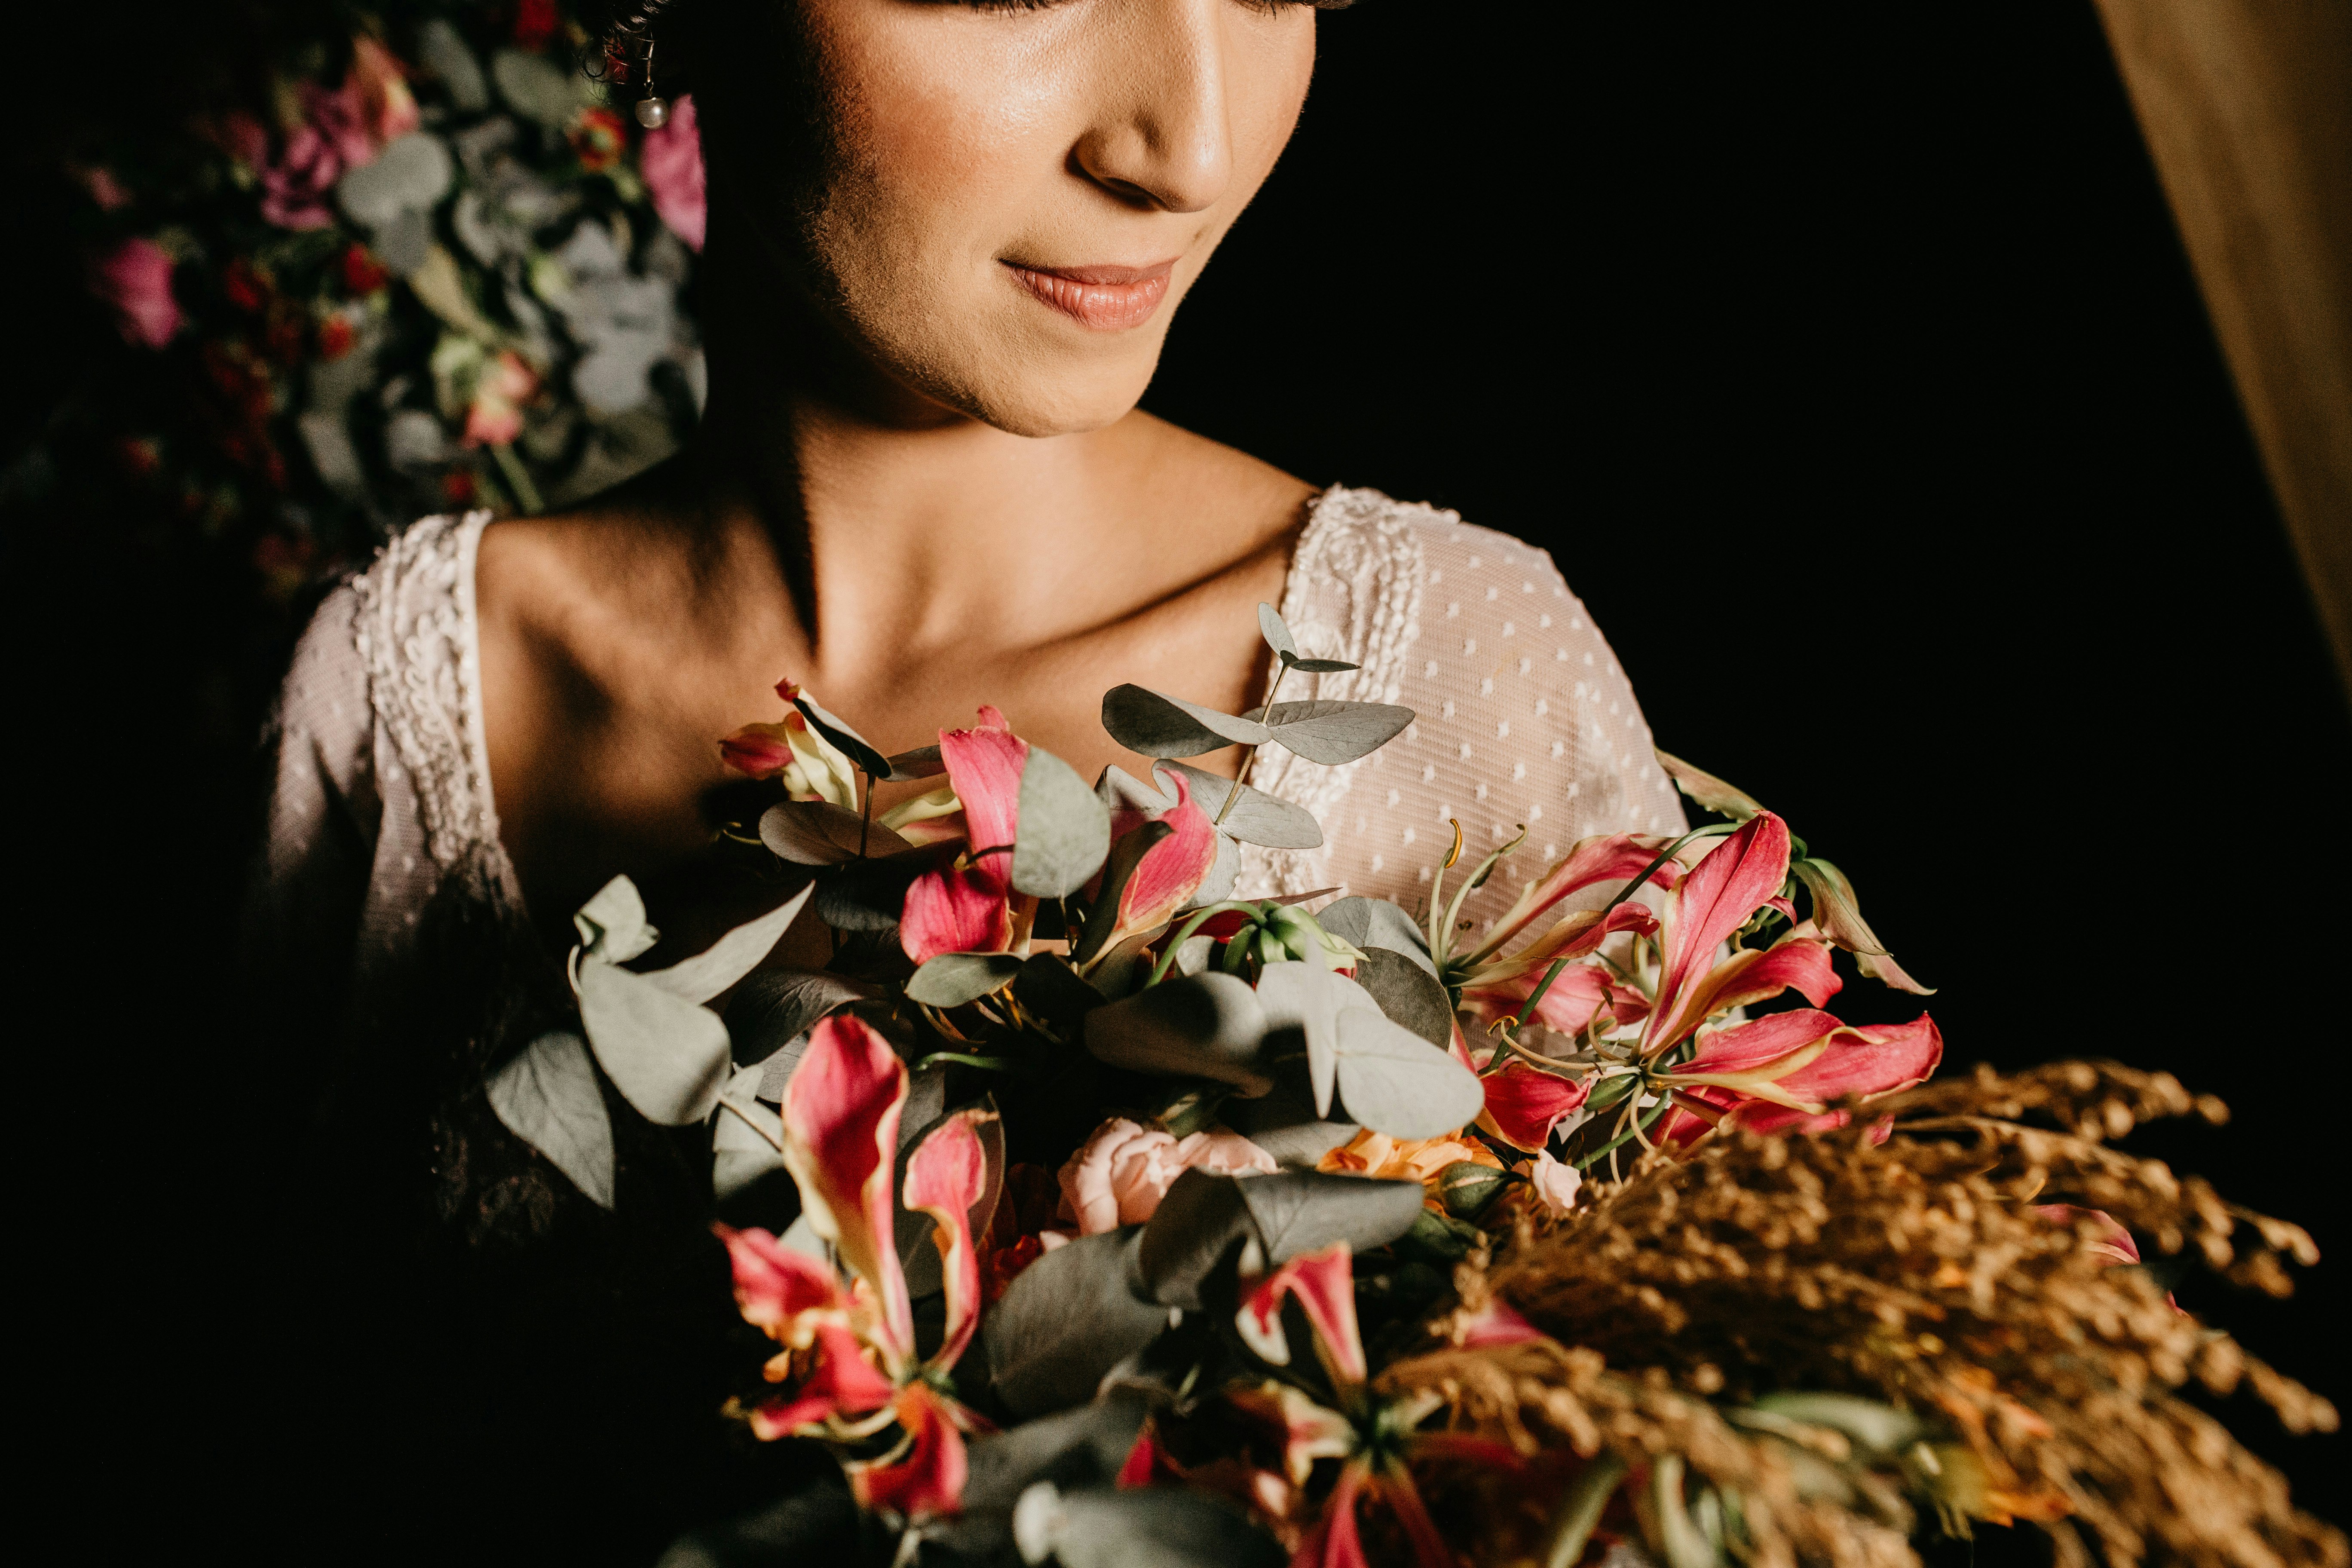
634,40,669,129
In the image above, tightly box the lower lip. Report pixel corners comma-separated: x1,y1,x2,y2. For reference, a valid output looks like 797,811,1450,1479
1004,263,1173,331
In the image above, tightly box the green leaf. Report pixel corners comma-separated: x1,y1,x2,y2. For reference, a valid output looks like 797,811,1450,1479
1655,748,1765,821
1285,658,1359,674
1222,1078,1358,1168
1012,746,1113,897
1100,684,1272,758
1396,1205,1482,1264
578,959,734,1125
981,1228,1171,1419
1014,1482,1284,1568
1257,602,1298,660
1012,952,1106,1032
1746,1392,1929,1457
712,1064,785,1202
811,841,962,932
1249,699,1415,765
1436,1160,1516,1219
486,1030,616,1209
1155,761,1324,849
1252,960,1352,1118
787,691,893,779
1332,1005,1484,1139
1189,827,1240,908
1136,1168,1423,1310
573,875,656,961
758,800,910,865
1313,895,1438,979
1071,820,1173,964
642,885,813,1004
1791,858,1936,995
1081,971,1273,1095
884,744,946,781
905,952,1025,1008
960,1395,1151,1519
727,969,873,1071
1351,947,1455,1048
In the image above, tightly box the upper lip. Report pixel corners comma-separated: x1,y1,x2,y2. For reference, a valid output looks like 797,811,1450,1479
1001,259,1177,286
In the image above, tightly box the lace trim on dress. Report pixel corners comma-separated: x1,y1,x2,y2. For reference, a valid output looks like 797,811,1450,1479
350,510,519,902
1241,485,1429,897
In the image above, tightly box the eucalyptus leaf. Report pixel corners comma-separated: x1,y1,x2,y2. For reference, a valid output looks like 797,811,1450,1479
812,841,961,932
654,1470,862,1568
1314,896,1438,978
578,959,735,1125
1187,827,1240,909
1249,700,1415,766
1251,960,1351,1118
1351,947,1455,1049
712,1064,786,1202
1013,952,1106,1032
1012,746,1113,897
1222,1076,1358,1169
1256,602,1298,661
787,691,893,779
1071,820,1172,964
1082,971,1274,1095
1014,1483,1283,1568
1093,763,1176,815
486,1030,616,1209
1100,685,1271,758
1396,1206,1482,1264
982,1228,1170,1419
1137,1168,1423,1310
962,1394,1151,1517
642,885,813,1004
884,744,946,781
1332,1005,1485,1139
1155,761,1323,849
574,875,656,961
759,800,910,866
906,952,1025,1008
1286,658,1359,674
727,969,873,1071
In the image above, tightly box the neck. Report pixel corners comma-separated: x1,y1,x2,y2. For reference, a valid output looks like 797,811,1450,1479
685,236,1151,676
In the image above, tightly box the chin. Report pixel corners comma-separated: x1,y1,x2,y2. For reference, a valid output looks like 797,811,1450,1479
894,321,1170,440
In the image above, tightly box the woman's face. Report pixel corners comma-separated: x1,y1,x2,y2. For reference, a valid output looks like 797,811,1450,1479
701,0,1318,436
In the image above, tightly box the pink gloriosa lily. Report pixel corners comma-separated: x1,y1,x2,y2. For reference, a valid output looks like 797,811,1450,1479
1228,1243,1507,1568
1476,1061,1592,1153
1096,769,1221,947
720,1015,995,1522
1448,833,1680,1025
901,706,1029,965
721,680,860,808
1656,1008,1942,1141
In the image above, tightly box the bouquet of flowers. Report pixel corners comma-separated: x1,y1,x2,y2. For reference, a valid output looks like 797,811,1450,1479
483,605,2341,1568
63,5,705,606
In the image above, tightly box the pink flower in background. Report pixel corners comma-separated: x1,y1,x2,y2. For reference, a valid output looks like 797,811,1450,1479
640,95,707,252
463,351,539,447
260,125,343,230
1056,1117,1274,1234
90,239,182,349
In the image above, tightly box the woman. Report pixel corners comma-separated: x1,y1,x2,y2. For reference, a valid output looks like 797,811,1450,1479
246,0,1678,1556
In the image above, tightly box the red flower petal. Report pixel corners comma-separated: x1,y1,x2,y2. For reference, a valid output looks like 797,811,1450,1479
1475,1061,1592,1152
719,722,796,780
900,864,1016,965
1477,831,1682,957
746,1323,896,1439
779,1017,913,1365
1115,772,1219,933
1237,1242,1366,1387
903,1108,995,1372
1646,813,1794,1051
851,1383,969,1522
715,1223,845,1340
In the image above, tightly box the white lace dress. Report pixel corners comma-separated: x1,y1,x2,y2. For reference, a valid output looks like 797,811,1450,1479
246,485,1683,1040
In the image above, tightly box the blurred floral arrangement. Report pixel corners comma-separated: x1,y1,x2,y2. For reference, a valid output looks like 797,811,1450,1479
60,1,703,607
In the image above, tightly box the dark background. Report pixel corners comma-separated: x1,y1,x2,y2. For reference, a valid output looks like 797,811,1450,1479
15,0,2343,1549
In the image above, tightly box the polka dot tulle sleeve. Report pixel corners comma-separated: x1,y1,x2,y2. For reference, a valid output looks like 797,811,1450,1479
1240,489,1685,938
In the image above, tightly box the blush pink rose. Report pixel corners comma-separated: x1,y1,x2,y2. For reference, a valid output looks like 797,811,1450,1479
640,94,707,252
90,238,182,349
1057,1119,1276,1235
1515,1148,1584,1218
260,125,343,230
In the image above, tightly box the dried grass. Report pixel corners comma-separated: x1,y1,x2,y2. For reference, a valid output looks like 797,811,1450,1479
1381,1063,2344,1568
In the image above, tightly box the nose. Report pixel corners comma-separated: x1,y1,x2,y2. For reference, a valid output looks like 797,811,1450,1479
1071,0,1235,214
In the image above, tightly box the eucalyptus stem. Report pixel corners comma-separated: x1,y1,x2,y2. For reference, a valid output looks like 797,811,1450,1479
912,1051,1019,1072
715,1096,783,1152
1215,663,1288,828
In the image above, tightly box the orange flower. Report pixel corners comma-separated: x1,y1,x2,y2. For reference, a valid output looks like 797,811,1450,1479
1319,1129,1501,1211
